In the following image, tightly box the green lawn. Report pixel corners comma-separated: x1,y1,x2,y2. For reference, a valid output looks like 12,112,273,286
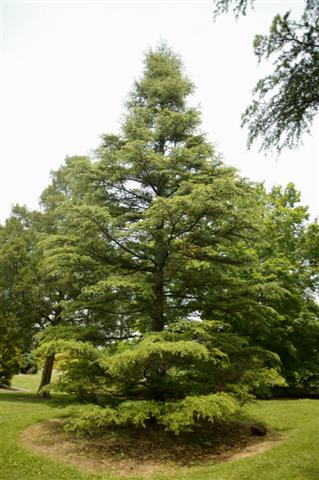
10,371,43,392
12,370,59,392
0,374,318,480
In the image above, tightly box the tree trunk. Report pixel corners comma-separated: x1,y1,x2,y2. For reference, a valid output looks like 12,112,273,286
151,267,165,331
37,353,55,398
151,218,167,332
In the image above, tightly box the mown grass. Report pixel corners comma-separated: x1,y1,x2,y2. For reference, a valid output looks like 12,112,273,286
11,371,43,392
1,374,318,480
166,400,319,480
12,370,58,392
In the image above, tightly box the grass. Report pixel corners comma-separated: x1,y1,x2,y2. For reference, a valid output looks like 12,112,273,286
10,371,43,392
0,374,318,480
12,370,58,392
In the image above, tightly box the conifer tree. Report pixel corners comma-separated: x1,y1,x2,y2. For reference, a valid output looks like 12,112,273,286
48,46,260,332
39,46,285,432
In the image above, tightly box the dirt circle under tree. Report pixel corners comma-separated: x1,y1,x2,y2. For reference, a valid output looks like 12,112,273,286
20,418,283,477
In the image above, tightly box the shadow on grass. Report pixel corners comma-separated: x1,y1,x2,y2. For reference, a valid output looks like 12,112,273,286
297,466,319,480
0,392,42,403
235,409,292,434
0,391,79,409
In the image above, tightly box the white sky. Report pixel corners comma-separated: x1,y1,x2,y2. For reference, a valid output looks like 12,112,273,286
1,0,318,224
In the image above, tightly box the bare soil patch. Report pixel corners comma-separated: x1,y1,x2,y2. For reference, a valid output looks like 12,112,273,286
20,418,283,478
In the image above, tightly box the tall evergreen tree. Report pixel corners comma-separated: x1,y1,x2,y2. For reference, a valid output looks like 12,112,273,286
45,46,260,333
39,46,284,432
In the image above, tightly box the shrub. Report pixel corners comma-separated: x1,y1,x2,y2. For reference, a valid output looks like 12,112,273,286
40,320,286,434
0,344,21,386
20,353,38,374
66,393,240,436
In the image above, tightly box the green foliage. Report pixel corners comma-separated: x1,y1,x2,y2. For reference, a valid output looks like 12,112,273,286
48,320,286,400
46,318,285,435
0,344,21,386
242,368,287,398
214,1,319,153
66,401,162,435
159,393,240,434
0,203,86,393
34,336,106,400
20,353,38,374
253,184,319,392
291,365,319,392
66,392,240,436
0,207,41,352
41,46,265,341
33,47,299,435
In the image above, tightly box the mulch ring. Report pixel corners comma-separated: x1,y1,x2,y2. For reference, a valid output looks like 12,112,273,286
20,418,283,477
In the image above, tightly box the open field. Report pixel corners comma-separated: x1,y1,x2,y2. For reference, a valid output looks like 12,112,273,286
0,374,318,480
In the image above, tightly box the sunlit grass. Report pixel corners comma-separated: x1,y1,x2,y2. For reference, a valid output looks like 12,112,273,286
11,372,42,392
1,374,318,480
167,400,319,480
11,371,58,393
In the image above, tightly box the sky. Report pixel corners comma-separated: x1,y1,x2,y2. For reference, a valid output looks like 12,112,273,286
1,0,318,224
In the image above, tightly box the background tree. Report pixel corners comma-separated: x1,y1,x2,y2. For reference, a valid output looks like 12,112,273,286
255,184,319,391
214,0,319,153
0,203,81,392
33,166,101,396
0,206,40,385
0,209,39,332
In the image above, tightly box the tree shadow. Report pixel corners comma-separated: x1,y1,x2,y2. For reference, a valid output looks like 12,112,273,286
297,466,319,480
0,391,78,409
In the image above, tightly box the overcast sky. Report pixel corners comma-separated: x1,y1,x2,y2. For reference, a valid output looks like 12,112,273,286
1,0,318,224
